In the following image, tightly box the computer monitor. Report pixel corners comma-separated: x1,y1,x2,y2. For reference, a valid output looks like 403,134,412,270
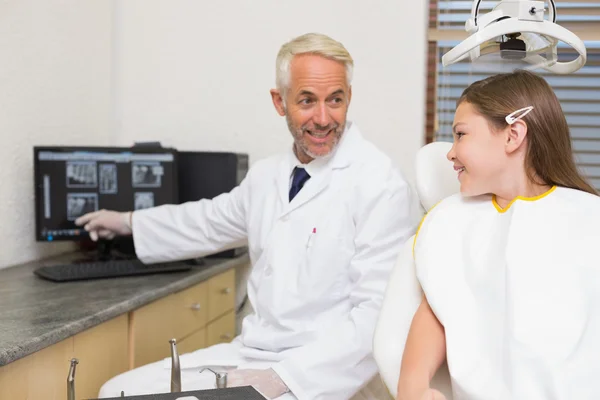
177,151,249,258
34,146,178,242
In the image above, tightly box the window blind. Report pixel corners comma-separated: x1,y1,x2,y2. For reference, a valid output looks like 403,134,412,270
426,1,600,190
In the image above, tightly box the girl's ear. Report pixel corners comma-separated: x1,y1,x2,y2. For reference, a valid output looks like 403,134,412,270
505,120,528,154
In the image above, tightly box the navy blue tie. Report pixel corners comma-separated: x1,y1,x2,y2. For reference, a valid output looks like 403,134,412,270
289,167,311,202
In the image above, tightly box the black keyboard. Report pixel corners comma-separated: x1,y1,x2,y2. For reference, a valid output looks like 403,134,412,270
34,259,192,282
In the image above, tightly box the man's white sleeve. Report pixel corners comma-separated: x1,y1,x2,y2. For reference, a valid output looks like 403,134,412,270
131,171,251,263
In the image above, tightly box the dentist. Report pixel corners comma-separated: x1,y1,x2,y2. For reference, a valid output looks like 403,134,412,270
77,32,419,400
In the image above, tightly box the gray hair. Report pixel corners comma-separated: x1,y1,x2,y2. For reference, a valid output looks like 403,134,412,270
275,33,354,94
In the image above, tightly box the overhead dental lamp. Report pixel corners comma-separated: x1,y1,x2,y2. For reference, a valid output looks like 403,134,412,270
442,0,587,74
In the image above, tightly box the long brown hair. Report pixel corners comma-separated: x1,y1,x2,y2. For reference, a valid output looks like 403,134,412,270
457,69,597,195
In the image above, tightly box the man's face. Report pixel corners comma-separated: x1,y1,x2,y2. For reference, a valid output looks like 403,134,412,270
271,54,352,163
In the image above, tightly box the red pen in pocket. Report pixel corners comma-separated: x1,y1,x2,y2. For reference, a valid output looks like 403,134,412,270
307,227,317,248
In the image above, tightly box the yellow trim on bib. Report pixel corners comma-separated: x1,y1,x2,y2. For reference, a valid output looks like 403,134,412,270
492,185,557,213
412,201,442,258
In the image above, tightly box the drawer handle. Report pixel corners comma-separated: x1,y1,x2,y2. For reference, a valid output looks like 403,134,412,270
220,333,233,340
221,287,232,295
190,303,201,311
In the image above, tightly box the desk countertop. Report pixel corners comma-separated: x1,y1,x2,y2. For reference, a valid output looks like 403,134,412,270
0,253,249,367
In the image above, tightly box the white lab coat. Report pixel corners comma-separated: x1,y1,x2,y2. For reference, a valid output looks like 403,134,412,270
104,122,419,400
414,186,600,399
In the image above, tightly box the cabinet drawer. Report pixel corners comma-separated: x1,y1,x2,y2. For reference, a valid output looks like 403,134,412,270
73,314,128,400
0,315,128,400
133,281,208,367
208,269,235,322
177,328,207,355
207,311,235,346
0,337,72,400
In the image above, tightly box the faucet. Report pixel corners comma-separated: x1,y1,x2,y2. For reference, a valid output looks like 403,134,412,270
67,358,78,400
199,368,228,389
170,338,181,392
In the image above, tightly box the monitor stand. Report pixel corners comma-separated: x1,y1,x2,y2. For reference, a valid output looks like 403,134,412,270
74,238,134,263
74,238,206,267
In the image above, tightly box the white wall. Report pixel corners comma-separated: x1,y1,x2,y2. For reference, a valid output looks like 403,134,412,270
0,1,428,269
115,0,428,180
0,1,114,269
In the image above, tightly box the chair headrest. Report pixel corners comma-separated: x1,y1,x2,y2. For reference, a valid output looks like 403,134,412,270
415,141,460,210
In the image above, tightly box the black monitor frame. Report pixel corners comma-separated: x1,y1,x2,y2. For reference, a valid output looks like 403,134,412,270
33,145,179,242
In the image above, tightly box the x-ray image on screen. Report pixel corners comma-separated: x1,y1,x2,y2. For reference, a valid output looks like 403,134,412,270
134,192,155,210
66,161,97,188
132,162,163,188
35,147,177,241
67,193,98,221
99,164,118,194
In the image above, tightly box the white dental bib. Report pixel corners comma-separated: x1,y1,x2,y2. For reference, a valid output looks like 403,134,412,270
414,186,600,399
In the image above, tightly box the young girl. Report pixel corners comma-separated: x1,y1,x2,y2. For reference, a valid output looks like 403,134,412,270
397,70,600,400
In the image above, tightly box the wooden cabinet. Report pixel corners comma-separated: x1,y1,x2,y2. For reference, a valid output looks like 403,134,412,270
131,268,236,367
0,336,72,400
0,269,236,400
131,281,208,368
207,269,235,322
207,311,236,345
177,328,207,354
0,314,128,400
73,315,129,400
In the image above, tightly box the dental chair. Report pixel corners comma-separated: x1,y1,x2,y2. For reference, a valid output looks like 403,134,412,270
373,142,459,399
